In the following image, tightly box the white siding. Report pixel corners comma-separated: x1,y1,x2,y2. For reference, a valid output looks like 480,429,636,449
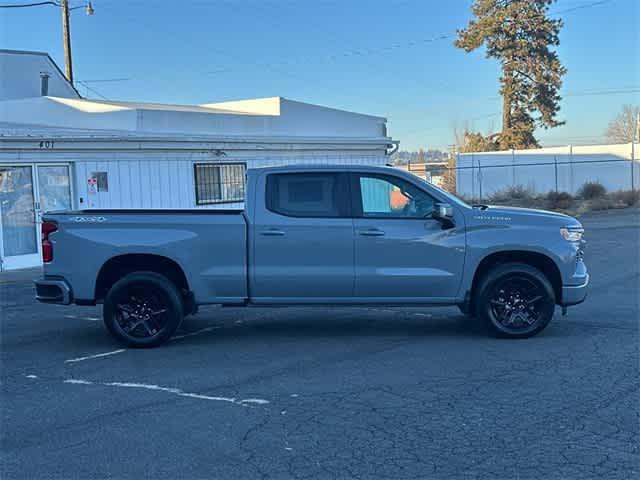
69,150,387,210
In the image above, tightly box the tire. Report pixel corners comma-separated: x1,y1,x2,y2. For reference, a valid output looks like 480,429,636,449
103,271,184,348
475,262,555,339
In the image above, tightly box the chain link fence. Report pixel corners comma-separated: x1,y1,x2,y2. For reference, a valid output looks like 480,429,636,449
402,143,639,201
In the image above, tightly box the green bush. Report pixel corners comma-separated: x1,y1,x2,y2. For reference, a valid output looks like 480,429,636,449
578,181,607,200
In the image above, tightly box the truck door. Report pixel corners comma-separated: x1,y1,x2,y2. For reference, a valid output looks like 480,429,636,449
251,171,354,302
351,172,465,302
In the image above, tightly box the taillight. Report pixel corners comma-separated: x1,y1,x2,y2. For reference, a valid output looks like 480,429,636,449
41,220,58,263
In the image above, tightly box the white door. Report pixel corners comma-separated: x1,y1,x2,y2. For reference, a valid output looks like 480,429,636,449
0,164,72,271
0,166,40,270
36,164,73,215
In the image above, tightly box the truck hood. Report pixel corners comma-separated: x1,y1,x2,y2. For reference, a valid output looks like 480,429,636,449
471,205,582,227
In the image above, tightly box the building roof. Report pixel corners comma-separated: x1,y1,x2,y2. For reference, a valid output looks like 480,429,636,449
0,121,389,145
0,95,390,141
0,49,392,143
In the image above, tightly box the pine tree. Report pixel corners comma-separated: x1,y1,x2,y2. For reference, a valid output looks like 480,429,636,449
455,0,566,150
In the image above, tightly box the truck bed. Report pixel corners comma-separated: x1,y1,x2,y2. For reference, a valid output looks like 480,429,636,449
50,209,243,215
42,209,248,305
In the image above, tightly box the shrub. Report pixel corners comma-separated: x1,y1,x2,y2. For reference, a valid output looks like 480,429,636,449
489,185,535,204
578,181,607,200
609,190,640,207
586,196,615,211
546,191,573,210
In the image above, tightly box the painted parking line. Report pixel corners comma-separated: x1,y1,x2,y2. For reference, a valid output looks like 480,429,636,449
64,349,126,363
63,378,269,406
63,326,222,364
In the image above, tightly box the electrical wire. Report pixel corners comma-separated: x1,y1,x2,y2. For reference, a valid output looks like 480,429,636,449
0,1,59,7
552,0,615,15
75,80,109,100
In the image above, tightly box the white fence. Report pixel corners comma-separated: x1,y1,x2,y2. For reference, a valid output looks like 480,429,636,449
456,143,639,199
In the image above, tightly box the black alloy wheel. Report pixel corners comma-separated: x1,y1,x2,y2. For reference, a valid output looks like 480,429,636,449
477,263,555,338
103,272,184,348
114,287,170,339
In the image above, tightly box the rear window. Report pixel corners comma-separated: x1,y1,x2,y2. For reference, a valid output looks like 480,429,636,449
266,173,348,217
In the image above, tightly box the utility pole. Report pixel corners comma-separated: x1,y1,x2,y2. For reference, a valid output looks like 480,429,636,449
61,0,73,84
0,1,93,86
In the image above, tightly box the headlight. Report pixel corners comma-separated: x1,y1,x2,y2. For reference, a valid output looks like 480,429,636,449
560,227,584,242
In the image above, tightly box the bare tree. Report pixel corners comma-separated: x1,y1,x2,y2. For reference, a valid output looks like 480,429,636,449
606,105,640,143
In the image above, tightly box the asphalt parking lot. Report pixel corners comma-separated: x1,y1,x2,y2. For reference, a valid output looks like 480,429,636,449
1,208,638,479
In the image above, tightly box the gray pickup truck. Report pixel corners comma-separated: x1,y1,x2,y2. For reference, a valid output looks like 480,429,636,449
35,164,588,347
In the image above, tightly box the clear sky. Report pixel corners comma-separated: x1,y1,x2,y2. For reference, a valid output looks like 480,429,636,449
1,0,638,150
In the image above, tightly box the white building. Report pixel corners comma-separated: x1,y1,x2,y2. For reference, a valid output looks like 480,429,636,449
0,49,80,100
456,143,639,199
0,50,397,270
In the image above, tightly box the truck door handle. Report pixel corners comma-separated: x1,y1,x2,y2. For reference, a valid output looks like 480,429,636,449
359,228,385,237
260,228,285,236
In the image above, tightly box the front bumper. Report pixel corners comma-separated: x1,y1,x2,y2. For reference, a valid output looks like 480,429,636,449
34,277,73,305
561,273,589,306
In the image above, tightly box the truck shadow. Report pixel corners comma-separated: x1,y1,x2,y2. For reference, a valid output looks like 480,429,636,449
176,307,490,343
61,307,575,350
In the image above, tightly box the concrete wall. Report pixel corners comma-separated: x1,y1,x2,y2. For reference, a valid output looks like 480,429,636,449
456,143,639,198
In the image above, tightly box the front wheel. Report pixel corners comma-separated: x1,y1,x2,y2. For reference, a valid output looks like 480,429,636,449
476,263,556,339
103,271,184,348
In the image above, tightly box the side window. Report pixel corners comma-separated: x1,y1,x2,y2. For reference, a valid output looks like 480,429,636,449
194,163,246,205
266,173,348,217
358,175,435,218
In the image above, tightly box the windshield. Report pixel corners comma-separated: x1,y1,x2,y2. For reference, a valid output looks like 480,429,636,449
415,176,471,209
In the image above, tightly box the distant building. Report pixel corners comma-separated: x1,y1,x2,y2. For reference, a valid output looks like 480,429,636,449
0,50,398,270
396,162,449,187
456,144,639,199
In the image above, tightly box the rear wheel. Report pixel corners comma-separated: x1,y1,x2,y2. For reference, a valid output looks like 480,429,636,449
103,271,183,348
476,263,555,338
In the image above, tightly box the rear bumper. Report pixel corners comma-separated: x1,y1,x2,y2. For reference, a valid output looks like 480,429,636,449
561,273,589,306
34,277,73,305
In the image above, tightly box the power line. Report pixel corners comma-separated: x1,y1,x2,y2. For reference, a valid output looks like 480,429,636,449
565,88,640,97
75,78,131,83
0,0,88,8
551,0,615,15
397,85,639,137
76,80,108,100
0,1,58,7
203,0,612,77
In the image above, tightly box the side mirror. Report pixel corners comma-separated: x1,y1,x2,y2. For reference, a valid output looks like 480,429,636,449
433,202,453,220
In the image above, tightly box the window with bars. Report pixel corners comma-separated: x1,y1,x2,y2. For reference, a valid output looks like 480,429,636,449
194,163,246,205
